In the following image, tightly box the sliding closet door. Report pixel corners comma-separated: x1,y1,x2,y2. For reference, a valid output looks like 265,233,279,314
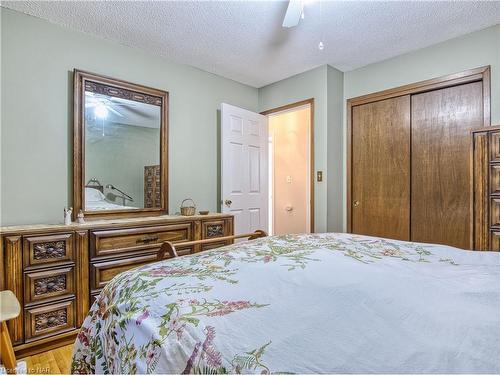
411,82,483,249
351,96,411,240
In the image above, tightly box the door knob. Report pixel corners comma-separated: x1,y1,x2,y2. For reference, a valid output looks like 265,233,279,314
353,200,360,207
224,199,232,207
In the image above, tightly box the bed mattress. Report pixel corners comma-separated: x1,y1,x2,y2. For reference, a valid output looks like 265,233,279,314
71,233,500,374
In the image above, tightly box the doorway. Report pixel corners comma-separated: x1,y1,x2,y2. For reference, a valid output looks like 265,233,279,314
262,99,314,235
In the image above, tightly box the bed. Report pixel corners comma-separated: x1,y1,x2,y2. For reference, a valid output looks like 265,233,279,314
71,233,500,374
85,187,138,211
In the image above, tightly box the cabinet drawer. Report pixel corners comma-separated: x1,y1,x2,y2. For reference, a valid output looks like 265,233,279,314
490,231,500,251
24,299,76,342
23,233,75,269
24,266,75,305
90,254,158,291
490,132,500,162
491,164,500,195
491,198,500,227
202,220,228,239
91,224,192,258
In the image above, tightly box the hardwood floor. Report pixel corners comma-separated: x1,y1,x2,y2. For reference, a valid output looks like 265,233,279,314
21,345,73,374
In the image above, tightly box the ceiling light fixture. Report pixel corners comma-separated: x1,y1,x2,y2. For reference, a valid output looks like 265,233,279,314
318,0,325,51
94,103,109,119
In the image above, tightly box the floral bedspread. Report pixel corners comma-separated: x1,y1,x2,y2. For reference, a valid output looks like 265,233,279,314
72,233,500,374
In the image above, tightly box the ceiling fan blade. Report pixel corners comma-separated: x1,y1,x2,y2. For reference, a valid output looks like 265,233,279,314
108,107,124,117
282,0,303,28
124,106,156,119
109,97,139,105
108,103,138,107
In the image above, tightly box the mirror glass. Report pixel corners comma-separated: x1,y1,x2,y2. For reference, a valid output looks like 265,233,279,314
84,87,161,211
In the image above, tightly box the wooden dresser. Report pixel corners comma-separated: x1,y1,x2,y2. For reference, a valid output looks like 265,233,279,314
0,214,233,357
473,125,500,251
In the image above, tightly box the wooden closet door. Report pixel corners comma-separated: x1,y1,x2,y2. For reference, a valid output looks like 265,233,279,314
411,81,483,249
351,96,411,240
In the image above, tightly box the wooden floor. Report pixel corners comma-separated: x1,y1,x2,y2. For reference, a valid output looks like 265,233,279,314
21,345,73,374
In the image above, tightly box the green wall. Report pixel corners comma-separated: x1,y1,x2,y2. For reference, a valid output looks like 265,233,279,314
344,24,500,120
0,8,258,225
326,66,344,232
342,24,500,230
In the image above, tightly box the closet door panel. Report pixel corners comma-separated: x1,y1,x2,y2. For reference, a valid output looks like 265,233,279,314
411,81,483,249
351,96,411,240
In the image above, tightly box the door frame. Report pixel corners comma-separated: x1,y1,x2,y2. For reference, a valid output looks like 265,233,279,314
261,98,315,233
346,66,491,233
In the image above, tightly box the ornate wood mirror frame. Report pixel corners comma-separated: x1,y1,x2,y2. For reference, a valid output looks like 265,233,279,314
73,69,168,219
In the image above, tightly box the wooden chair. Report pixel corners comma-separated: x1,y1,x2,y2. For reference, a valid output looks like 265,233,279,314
0,290,20,374
157,230,268,261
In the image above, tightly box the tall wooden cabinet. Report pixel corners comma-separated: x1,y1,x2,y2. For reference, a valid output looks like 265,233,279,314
0,214,234,357
347,67,490,250
472,126,500,251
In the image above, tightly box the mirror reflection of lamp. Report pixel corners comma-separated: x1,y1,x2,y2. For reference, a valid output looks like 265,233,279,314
105,184,134,206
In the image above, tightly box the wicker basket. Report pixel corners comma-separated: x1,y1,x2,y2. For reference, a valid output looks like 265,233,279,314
180,198,196,216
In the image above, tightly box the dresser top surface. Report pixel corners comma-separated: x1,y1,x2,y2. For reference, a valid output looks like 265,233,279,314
0,213,232,235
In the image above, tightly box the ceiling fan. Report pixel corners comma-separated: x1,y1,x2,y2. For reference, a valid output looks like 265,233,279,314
282,0,304,28
85,96,124,118
282,0,325,50
85,92,153,119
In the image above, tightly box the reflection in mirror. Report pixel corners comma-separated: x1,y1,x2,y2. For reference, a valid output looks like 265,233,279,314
84,88,161,211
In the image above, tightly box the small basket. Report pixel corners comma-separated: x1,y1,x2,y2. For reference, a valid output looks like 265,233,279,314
180,198,196,216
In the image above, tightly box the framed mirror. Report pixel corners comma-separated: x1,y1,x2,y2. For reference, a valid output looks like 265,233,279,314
73,70,168,219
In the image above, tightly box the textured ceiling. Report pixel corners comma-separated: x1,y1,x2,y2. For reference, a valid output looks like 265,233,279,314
3,1,500,88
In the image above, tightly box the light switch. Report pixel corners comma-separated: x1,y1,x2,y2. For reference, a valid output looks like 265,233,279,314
286,176,292,183
317,171,323,182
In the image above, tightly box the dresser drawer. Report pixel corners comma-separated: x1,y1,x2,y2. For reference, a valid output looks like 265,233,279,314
24,266,75,305
90,224,192,258
23,233,75,269
491,198,500,227
90,254,158,291
24,299,76,342
490,231,500,251
491,164,500,195
90,246,195,292
202,220,229,239
490,132,500,162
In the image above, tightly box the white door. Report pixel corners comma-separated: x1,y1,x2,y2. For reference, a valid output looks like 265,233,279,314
221,103,268,235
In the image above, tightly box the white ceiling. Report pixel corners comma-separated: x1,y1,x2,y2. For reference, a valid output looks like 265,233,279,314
3,1,500,88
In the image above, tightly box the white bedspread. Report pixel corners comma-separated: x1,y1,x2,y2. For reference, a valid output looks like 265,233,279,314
72,233,500,374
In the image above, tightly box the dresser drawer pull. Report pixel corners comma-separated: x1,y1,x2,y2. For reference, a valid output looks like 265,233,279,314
136,236,159,244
